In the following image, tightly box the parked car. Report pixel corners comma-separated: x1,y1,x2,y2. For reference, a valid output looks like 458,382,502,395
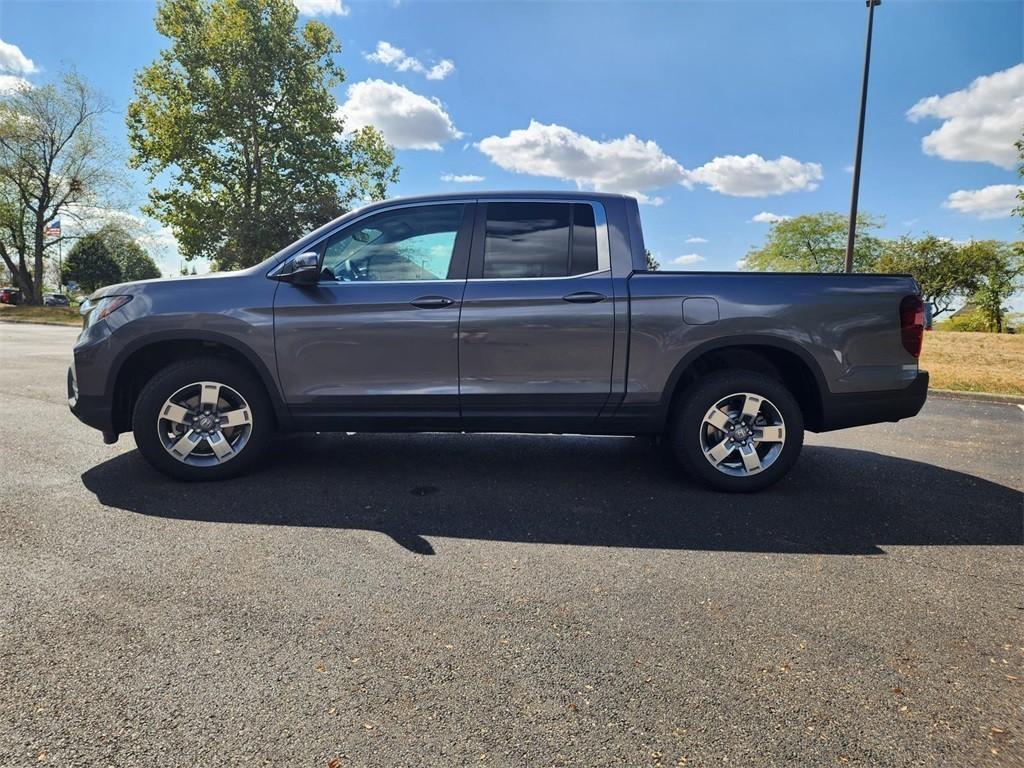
68,192,927,491
43,293,70,307
0,287,21,305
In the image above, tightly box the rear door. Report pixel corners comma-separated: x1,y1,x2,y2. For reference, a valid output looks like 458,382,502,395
458,199,615,431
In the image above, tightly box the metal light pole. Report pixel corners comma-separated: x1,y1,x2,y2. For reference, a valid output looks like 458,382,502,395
845,0,880,274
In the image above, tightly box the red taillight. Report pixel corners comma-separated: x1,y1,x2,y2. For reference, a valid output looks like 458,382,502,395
900,295,925,358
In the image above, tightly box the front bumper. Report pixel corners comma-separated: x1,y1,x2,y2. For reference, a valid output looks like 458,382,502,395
68,362,116,438
816,370,929,432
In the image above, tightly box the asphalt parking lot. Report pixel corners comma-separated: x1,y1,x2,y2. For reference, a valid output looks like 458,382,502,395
1,322,1022,767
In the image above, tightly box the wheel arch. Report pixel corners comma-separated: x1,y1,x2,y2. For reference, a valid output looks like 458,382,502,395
108,331,290,434
662,335,826,431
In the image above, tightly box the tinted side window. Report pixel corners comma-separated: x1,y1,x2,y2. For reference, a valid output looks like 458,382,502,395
321,204,464,282
483,203,571,279
570,203,598,275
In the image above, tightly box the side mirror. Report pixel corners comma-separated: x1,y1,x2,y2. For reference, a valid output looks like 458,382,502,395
272,251,320,286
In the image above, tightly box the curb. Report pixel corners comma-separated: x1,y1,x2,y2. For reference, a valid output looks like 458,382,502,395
929,388,1024,406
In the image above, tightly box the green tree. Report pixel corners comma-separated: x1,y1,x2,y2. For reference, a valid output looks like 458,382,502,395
961,240,1024,333
742,212,884,273
0,73,117,304
61,232,123,293
876,235,980,319
128,0,399,271
96,224,162,281
644,249,660,271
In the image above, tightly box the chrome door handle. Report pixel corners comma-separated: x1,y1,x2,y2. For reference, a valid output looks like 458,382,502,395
410,296,456,309
562,291,607,304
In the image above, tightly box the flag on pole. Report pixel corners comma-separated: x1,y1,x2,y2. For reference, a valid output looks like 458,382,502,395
44,219,61,238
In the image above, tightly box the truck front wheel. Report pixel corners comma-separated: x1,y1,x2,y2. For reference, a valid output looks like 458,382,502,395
132,357,273,481
669,370,804,492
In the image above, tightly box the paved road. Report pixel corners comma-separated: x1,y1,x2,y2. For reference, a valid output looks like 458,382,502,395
1,323,1021,767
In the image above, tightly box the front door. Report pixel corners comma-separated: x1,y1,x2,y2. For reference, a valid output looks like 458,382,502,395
458,200,615,431
274,202,473,430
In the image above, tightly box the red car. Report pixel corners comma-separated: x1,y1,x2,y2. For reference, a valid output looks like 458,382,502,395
0,287,21,305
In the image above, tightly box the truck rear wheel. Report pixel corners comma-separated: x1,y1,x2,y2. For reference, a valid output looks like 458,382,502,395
669,370,804,492
132,357,273,481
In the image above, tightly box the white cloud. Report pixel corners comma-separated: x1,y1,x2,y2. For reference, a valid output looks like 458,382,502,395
477,121,821,202
749,211,792,223
670,253,706,266
685,236,708,243
426,60,455,81
685,154,823,197
0,39,37,75
293,0,349,16
336,79,461,150
735,259,749,270
942,184,1021,220
633,193,665,206
440,173,484,183
366,41,406,67
907,63,1024,169
477,120,687,200
365,41,454,81
0,74,31,94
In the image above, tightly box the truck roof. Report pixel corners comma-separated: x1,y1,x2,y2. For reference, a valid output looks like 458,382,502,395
367,190,637,205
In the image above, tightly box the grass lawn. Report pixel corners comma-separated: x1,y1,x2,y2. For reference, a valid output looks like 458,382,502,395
0,304,80,326
922,331,1024,396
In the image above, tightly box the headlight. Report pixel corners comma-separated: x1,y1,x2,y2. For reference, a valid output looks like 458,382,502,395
80,295,133,328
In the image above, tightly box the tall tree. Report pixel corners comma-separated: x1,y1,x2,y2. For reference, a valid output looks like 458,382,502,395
61,233,123,293
0,74,116,304
876,235,980,319
742,212,884,273
128,0,399,271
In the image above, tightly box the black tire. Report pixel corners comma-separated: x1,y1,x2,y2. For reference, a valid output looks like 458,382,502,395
668,370,804,492
132,356,273,481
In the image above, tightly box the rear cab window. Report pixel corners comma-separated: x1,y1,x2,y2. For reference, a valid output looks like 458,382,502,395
482,202,600,279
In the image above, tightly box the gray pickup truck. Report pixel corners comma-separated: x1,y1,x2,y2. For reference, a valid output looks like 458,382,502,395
68,191,928,491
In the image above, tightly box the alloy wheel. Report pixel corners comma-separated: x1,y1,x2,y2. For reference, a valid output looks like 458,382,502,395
156,381,253,467
698,391,786,477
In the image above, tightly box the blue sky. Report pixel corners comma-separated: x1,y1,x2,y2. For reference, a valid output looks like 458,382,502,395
0,0,1021,276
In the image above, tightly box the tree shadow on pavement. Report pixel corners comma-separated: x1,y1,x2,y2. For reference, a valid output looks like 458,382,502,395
81,433,1023,555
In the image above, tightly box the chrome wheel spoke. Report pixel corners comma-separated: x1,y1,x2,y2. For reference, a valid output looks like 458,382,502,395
160,402,192,425
199,382,222,409
220,408,251,428
699,391,786,478
739,444,762,473
170,430,201,459
705,408,733,432
158,380,253,467
755,425,784,443
207,430,234,461
740,394,762,420
705,438,734,466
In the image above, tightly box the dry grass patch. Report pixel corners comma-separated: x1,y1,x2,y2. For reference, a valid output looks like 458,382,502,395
0,305,80,326
922,331,1024,395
